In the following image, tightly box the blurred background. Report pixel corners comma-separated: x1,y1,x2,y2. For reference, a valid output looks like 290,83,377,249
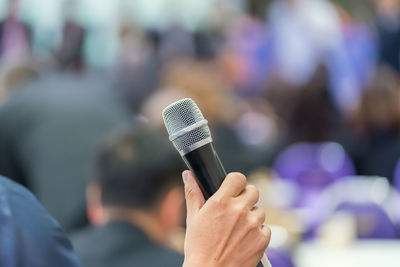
0,0,399,266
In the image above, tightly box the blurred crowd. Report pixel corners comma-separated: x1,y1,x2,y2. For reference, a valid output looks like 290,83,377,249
1,0,400,266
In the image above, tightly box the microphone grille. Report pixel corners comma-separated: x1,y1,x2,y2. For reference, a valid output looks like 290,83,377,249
162,98,212,154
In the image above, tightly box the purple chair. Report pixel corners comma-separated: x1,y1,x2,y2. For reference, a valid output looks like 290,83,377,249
306,176,400,239
336,202,398,239
273,142,355,206
266,249,295,267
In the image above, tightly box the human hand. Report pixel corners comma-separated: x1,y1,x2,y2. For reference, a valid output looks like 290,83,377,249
182,171,271,267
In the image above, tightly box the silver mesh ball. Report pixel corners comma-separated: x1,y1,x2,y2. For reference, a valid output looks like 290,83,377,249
162,98,212,154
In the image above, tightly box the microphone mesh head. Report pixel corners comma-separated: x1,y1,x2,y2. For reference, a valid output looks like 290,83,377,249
162,98,211,154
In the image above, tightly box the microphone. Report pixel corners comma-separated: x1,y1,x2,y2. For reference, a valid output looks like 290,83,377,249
162,98,271,267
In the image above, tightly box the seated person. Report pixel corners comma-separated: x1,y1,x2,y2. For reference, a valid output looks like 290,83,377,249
71,127,186,267
0,175,81,267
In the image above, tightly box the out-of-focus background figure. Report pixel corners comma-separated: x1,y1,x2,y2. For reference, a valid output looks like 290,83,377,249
0,73,131,231
71,126,185,267
0,0,31,66
0,0,399,266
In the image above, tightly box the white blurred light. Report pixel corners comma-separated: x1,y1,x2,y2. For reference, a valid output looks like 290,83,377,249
319,142,345,172
370,178,390,204
236,112,276,146
268,225,289,248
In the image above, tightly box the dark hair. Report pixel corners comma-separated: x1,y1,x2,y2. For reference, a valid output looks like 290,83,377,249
94,126,184,210
353,65,400,132
287,66,341,142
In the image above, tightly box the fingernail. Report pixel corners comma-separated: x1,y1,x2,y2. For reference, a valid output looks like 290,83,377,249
182,170,190,185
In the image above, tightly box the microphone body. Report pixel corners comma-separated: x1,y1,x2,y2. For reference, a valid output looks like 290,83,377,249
182,142,226,199
162,98,271,267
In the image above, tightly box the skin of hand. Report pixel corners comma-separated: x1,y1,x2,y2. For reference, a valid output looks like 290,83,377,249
182,171,271,267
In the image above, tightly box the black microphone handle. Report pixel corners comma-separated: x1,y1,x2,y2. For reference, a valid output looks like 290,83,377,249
182,142,265,267
182,142,226,199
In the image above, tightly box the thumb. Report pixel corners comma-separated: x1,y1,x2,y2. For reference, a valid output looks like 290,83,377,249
182,170,205,220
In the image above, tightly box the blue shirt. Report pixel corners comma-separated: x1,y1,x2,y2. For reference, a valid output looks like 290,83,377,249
0,175,81,267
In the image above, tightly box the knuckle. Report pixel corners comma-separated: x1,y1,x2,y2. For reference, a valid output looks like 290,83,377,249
250,217,259,229
246,216,259,232
259,207,266,217
232,203,247,218
261,212,266,223
247,185,259,199
255,208,266,223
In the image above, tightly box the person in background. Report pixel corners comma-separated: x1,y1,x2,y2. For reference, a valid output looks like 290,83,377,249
55,0,86,72
0,0,31,65
267,0,360,112
374,0,400,72
0,73,131,232
286,66,343,144
0,175,81,267
350,66,400,184
112,19,160,114
72,125,271,267
71,126,186,267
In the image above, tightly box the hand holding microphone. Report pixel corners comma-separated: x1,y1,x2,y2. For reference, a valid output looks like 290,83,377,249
162,98,272,267
182,170,271,267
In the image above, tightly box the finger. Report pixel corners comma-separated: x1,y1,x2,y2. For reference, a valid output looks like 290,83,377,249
216,172,247,198
260,224,272,245
238,185,259,207
251,206,266,225
182,170,205,220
